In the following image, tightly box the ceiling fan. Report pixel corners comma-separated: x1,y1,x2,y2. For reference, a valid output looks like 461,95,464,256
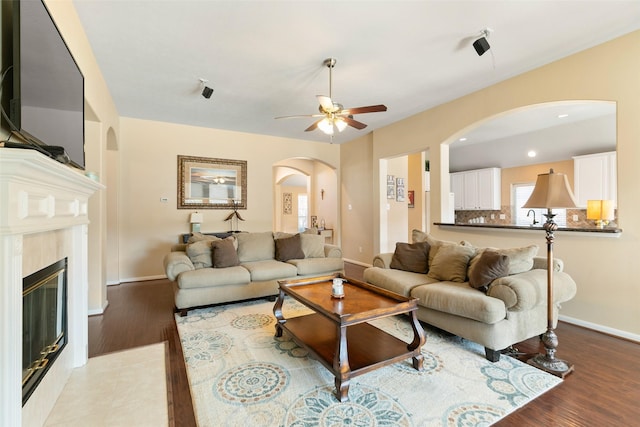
276,58,387,136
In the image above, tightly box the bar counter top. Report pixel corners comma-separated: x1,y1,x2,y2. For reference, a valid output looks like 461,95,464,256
434,222,622,235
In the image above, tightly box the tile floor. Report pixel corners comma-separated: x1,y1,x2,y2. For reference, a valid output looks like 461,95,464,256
44,343,168,427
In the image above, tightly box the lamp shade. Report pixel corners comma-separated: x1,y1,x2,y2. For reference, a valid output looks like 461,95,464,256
190,212,203,224
522,169,577,209
317,118,334,135
587,200,614,221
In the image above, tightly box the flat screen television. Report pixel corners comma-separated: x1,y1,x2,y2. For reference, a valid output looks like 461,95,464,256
10,0,85,170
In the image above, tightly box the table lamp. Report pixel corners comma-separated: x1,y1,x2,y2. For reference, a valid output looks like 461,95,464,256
190,212,203,233
586,199,614,228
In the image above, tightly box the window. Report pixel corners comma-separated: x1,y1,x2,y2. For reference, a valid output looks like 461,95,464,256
513,183,566,227
297,194,308,232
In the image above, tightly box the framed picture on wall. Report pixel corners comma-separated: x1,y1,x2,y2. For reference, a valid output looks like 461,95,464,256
396,177,405,202
283,192,293,214
177,155,247,209
387,175,395,199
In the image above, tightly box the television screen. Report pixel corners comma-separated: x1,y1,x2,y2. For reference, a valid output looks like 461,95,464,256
10,0,85,170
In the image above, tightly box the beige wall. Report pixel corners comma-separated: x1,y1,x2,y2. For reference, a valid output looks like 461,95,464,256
384,156,409,251
118,117,340,281
342,30,640,339
278,185,306,234
340,134,374,264
408,152,424,234
500,159,574,208
1,1,120,314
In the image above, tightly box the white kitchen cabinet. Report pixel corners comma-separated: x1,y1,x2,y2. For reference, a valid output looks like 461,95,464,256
451,173,464,210
450,167,501,210
573,151,617,208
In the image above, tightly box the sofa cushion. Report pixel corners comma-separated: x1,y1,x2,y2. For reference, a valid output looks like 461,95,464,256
236,232,275,262
176,266,250,290
427,244,475,282
241,260,298,281
185,240,214,269
470,245,538,275
468,250,509,290
363,266,437,297
211,238,240,268
300,234,325,258
275,233,305,261
389,241,430,273
186,232,219,244
410,282,507,324
288,257,344,276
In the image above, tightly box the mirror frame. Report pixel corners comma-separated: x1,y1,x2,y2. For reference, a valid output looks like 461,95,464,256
177,155,247,209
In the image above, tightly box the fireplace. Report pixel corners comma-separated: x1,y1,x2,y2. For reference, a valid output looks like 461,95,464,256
22,258,68,405
1,149,102,426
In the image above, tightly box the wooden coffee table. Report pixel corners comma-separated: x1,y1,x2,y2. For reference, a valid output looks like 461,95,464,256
273,274,425,402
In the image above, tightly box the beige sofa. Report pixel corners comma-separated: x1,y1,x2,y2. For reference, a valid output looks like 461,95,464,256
363,230,577,361
164,231,344,315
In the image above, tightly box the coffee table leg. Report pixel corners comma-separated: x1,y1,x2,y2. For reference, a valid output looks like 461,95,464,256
273,289,285,338
334,325,351,402
408,310,426,370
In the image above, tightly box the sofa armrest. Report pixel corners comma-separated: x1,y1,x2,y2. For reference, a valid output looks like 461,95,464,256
487,269,577,311
532,256,563,272
324,244,342,258
164,251,195,281
372,253,394,269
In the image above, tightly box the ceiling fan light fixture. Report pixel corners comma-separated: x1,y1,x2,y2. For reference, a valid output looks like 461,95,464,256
318,118,334,135
335,118,348,132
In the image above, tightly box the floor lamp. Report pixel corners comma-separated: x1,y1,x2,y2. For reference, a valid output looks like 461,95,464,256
522,169,577,378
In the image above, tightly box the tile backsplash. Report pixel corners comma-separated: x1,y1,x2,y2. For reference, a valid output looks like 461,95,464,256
454,206,617,229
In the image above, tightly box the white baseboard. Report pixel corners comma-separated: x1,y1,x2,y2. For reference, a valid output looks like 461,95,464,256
559,314,640,343
119,274,167,284
88,299,109,316
343,258,372,268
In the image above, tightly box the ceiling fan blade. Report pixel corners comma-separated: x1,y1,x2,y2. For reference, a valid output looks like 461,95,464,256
304,119,322,132
341,104,387,115
317,95,336,112
275,114,324,119
343,116,368,130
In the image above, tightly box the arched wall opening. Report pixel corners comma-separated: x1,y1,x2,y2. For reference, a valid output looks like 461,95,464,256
273,157,339,243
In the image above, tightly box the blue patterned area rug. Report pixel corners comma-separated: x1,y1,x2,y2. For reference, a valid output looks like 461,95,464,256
176,298,561,427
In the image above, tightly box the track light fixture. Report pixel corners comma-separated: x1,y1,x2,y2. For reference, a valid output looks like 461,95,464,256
473,28,493,56
199,78,214,99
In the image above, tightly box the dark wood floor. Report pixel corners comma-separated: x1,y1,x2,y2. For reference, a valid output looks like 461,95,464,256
89,263,640,426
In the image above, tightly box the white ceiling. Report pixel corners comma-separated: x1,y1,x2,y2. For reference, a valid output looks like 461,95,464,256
72,0,640,150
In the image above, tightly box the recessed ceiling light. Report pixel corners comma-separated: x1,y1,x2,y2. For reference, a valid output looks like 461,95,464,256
558,114,569,118
459,137,467,142
527,150,536,158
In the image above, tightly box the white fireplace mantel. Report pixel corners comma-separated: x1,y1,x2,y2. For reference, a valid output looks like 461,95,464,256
1,148,103,427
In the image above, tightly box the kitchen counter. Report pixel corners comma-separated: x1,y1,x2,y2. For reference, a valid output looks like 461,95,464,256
434,222,622,235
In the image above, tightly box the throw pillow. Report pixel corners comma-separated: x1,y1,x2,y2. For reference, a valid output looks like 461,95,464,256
468,250,509,290
470,245,538,275
389,241,430,273
300,234,325,258
427,244,475,282
211,238,240,268
412,229,470,268
186,240,214,269
275,233,305,262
